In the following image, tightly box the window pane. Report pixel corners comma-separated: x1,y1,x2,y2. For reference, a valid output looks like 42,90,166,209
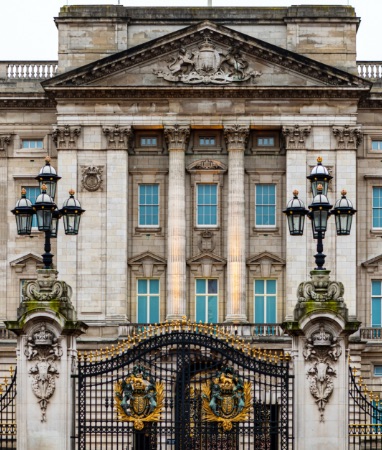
266,296,277,322
255,280,264,295
256,184,276,226
372,141,382,150
254,297,265,323
138,279,147,294
149,296,159,323
197,184,217,226
208,279,218,294
374,366,382,376
196,279,206,294
137,296,148,323
149,279,159,294
196,296,206,323
267,280,276,295
139,184,159,226
25,186,39,228
207,296,218,323
372,298,382,327
372,281,382,296
22,139,43,149
254,280,277,323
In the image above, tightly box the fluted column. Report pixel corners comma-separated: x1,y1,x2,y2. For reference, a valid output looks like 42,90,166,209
164,125,190,321
224,125,249,323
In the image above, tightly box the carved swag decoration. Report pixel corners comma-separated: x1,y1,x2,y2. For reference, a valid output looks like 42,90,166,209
155,38,261,85
25,323,63,422
303,324,342,422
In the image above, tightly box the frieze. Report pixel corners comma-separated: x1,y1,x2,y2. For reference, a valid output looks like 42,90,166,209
155,38,261,85
24,323,63,422
0,98,56,109
52,125,81,149
103,125,133,150
81,165,104,192
282,125,311,150
303,324,342,422
0,135,12,151
332,125,362,149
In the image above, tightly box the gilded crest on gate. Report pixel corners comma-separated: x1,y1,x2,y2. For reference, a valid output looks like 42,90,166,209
114,365,164,430
202,367,251,431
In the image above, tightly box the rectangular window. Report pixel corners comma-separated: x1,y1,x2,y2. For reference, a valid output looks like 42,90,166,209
374,365,382,376
199,136,216,146
372,141,382,151
254,279,277,323
257,137,275,147
137,279,160,323
255,184,276,227
22,139,43,149
139,184,159,227
140,137,157,147
197,184,217,226
372,280,382,327
195,279,218,323
373,187,382,229
24,186,39,228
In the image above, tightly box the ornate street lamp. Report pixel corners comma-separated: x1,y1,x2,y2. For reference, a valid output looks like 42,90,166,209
284,156,356,270
12,157,85,269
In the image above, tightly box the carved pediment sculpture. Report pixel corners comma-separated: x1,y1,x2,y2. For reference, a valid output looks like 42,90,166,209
155,38,261,85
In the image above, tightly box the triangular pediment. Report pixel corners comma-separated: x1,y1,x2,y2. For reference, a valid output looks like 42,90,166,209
43,20,369,95
362,254,382,268
128,251,166,265
187,252,226,265
10,253,44,273
247,252,285,266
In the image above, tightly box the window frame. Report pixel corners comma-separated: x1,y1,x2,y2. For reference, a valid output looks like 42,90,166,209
254,279,277,324
371,280,382,327
195,278,219,324
196,183,218,228
134,131,162,154
372,187,382,230
136,278,160,324
138,184,160,228
21,139,44,150
255,184,277,228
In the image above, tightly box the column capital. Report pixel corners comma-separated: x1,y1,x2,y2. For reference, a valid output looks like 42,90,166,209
164,124,190,150
282,124,311,150
332,125,362,150
0,134,12,152
224,125,249,150
53,125,81,150
102,124,133,150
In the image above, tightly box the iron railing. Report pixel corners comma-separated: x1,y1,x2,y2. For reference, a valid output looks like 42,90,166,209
349,366,382,449
0,367,16,449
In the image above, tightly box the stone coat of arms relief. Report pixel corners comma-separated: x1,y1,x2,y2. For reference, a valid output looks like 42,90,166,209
155,38,261,85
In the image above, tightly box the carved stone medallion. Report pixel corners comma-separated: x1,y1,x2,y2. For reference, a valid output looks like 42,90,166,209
81,165,104,192
155,38,261,85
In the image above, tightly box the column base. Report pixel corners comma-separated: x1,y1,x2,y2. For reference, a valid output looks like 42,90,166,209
224,314,248,324
166,313,186,322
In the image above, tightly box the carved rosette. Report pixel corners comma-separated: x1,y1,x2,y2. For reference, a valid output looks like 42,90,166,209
303,324,342,422
282,125,311,150
332,125,362,149
81,165,104,192
103,125,133,150
52,125,81,149
25,323,63,422
164,125,190,150
224,125,249,150
0,135,11,152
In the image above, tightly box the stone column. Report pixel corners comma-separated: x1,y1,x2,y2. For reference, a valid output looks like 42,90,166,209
164,125,190,321
6,269,87,450
283,270,360,450
224,125,249,323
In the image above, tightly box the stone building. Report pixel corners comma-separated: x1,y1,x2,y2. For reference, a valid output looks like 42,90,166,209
1,4,382,447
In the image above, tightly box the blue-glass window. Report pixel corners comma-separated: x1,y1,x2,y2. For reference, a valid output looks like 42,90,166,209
254,279,277,323
141,137,157,147
137,279,160,323
139,184,159,226
257,137,274,147
195,279,218,323
24,186,39,228
199,136,216,146
374,365,382,376
372,141,382,151
373,187,382,228
371,400,382,431
255,184,276,227
197,184,217,226
22,139,43,149
372,280,382,327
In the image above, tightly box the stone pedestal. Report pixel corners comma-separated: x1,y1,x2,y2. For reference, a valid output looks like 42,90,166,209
6,269,87,450
283,270,360,450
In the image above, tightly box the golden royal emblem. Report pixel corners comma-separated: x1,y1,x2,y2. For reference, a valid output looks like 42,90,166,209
202,367,251,432
114,365,164,430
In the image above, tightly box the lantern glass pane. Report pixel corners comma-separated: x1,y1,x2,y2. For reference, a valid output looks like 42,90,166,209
288,213,304,235
336,213,352,236
311,179,329,197
50,217,59,238
16,214,32,235
37,209,53,231
313,209,328,232
39,180,57,200
63,214,81,235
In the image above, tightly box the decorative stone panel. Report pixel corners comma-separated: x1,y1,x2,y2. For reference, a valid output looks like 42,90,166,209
282,125,311,150
224,125,249,150
81,165,104,192
164,125,190,150
0,134,11,152
52,125,81,149
102,125,133,150
332,125,362,149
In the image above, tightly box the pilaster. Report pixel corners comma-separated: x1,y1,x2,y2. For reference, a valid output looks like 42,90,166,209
0,135,10,321
224,125,249,323
164,125,190,321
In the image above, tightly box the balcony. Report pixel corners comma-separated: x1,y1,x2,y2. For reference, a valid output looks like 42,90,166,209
360,327,382,341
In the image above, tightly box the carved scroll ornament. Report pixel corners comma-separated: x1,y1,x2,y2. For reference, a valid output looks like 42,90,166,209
155,38,261,85
303,324,342,422
25,323,63,422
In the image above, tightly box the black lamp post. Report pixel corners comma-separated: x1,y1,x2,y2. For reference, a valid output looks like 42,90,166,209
284,156,356,270
12,157,85,269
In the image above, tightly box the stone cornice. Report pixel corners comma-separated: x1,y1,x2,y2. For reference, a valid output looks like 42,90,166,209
0,97,56,109
42,21,370,89
44,86,368,101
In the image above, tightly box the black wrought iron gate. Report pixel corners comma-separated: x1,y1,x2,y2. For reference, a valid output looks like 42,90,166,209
74,323,293,449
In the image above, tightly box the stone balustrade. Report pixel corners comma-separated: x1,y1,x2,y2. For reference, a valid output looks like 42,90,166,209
0,61,58,79
357,61,382,79
359,327,382,340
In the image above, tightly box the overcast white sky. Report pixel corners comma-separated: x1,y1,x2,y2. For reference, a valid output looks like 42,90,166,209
0,0,380,61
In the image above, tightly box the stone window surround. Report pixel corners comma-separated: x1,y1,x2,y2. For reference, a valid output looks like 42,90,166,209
363,132,382,158
246,170,284,237
253,278,277,324
129,169,167,236
191,129,223,154
13,132,51,157
249,130,280,154
136,278,160,324
138,183,160,229
360,263,382,328
134,130,164,154
364,175,382,236
195,183,219,228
